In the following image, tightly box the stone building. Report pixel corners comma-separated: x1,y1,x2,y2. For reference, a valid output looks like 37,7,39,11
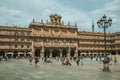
0,14,120,58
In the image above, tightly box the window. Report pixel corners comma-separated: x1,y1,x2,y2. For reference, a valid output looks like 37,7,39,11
15,38,18,41
27,44,30,48
27,38,30,41
9,45,11,47
15,45,17,48
27,32,30,36
21,45,24,48
21,32,24,36
21,38,24,41
15,32,18,36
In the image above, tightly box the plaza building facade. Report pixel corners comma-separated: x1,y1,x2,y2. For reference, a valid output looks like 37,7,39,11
0,14,120,58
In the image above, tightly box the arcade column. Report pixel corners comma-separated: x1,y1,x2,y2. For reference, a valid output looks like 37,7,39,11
116,51,118,54
68,44,70,56
41,42,44,54
24,52,26,57
60,49,62,57
12,53,14,58
75,43,78,54
32,41,34,53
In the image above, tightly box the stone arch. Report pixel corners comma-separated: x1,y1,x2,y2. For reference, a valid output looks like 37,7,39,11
0,50,5,56
18,51,24,58
111,51,116,55
82,54,85,57
62,48,67,57
78,50,81,56
118,50,120,55
56,49,60,57
44,48,50,58
6,52,13,58
26,51,31,57
13,50,18,58
86,54,89,57
70,48,75,57
52,49,60,58
34,48,41,57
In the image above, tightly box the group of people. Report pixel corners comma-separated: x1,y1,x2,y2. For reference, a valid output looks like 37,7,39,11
61,57,71,66
28,55,85,67
90,55,117,65
1,54,117,68
109,56,117,65
28,55,39,67
61,57,83,66
0,55,8,62
26,54,118,68
76,57,83,66
28,55,53,67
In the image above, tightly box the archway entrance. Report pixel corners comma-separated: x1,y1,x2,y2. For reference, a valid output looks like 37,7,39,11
90,54,93,56
82,54,85,57
62,48,67,57
34,48,41,57
78,50,81,57
0,50,5,56
52,49,60,58
70,48,75,57
13,51,18,58
118,50,120,55
26,51,31,57
18,51,24,58
6,53,12,58
44,48,50,58
86,54,89,57
94,54,97,57
56,49,60,57
111,51,116,55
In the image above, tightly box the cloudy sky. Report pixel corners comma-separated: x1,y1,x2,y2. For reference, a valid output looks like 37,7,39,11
0,0,120,32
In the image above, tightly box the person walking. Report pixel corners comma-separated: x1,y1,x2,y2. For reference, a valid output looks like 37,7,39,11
61,57,65,65
4,55,8,61
29,55,33,65
34,56,39,67
90,56,93,61
43,57,47,64
114,56,117,65
109,57,113,65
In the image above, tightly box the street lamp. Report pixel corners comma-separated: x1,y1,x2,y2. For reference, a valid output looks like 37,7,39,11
97,14,112,71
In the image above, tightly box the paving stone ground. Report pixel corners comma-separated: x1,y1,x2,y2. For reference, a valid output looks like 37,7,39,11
0,57,120,80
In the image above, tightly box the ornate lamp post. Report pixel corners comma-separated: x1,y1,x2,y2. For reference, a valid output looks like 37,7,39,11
97,15,112,71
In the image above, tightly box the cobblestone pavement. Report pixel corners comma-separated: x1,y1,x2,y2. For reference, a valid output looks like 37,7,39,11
0,58,120,80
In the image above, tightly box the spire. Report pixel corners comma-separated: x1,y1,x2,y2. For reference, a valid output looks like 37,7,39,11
62,21,64,25
92,20,94,32
33,18,35,22
75,22,77,27
41,19,43,23
46,19,48,23
68,22,70,26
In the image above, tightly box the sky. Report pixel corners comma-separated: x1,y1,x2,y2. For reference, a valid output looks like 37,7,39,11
0,0,120,32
